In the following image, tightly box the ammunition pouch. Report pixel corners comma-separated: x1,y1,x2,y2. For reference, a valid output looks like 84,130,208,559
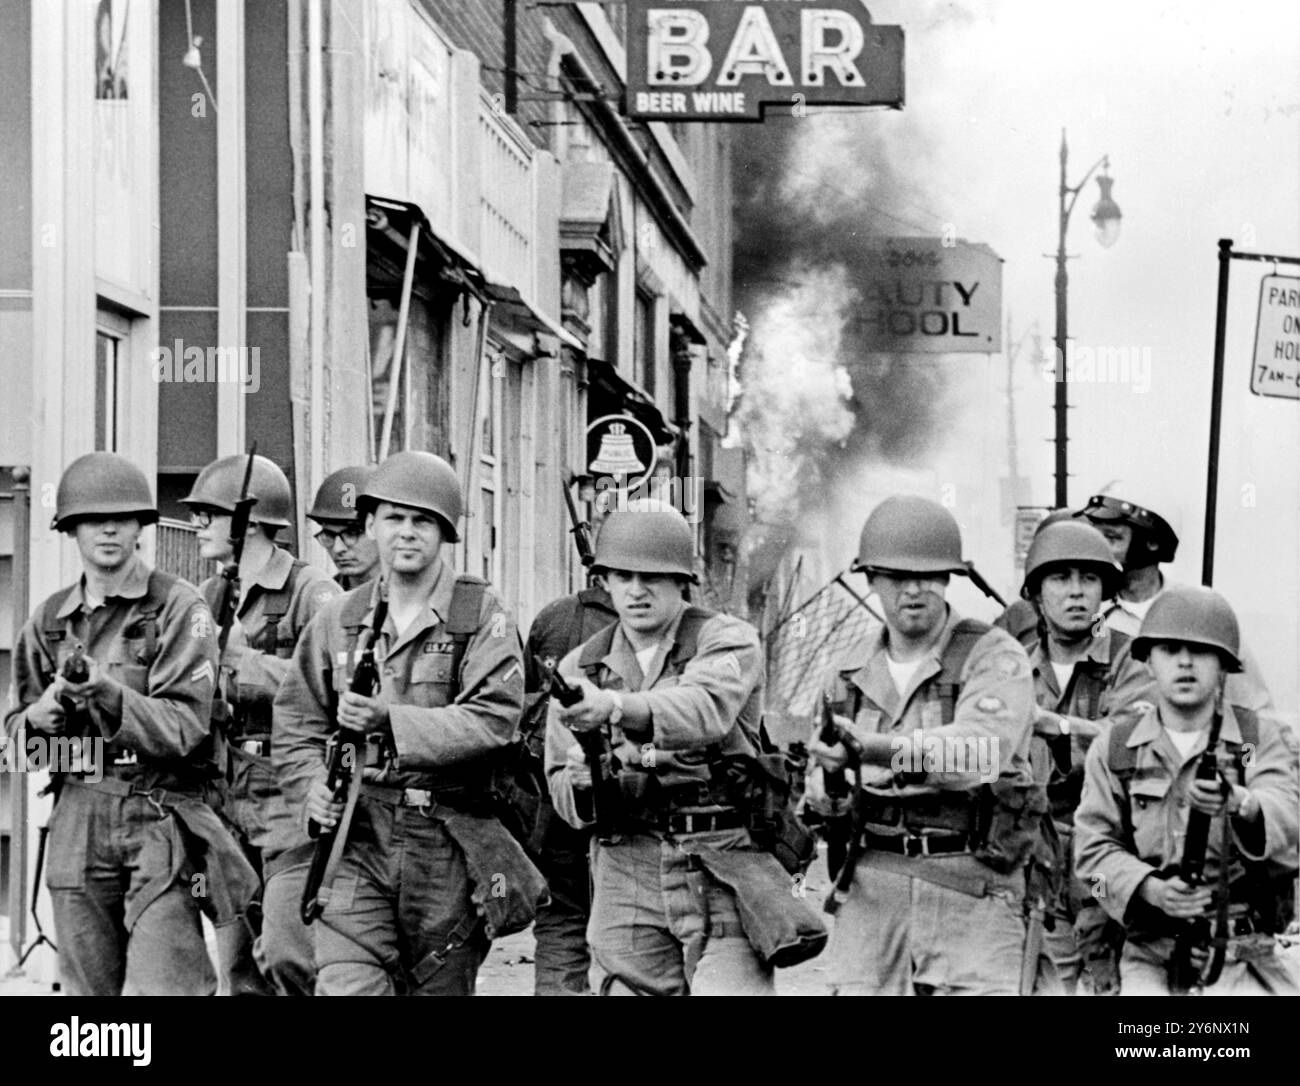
852,778,1049,877
711,751,817,876
972,778,1051,875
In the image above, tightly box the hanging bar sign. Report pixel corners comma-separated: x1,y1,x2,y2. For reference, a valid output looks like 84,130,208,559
626,1,904,122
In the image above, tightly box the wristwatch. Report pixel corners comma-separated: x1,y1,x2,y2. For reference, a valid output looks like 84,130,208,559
607,690,625,726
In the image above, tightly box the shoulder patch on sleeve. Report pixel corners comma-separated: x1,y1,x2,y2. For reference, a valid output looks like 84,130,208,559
976,695,1005,713
991,651,1027,678
721,651,742,679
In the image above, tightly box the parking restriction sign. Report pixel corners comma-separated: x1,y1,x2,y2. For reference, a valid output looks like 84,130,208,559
1250,274,1300,399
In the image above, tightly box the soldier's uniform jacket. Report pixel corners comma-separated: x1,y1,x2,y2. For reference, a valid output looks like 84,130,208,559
1074,701,1300,928
1029,628,1155,822
1102,577,1272,712
545,606,764,831
823,609,1036,801
273,559,525,810
4,555,220,786
201,546,340,737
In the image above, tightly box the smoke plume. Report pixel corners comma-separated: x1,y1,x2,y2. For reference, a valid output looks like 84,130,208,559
731,113,955,554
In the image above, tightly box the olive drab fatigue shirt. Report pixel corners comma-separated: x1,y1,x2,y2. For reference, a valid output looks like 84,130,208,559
1102,576,1273,713
822,608,1037,800
1029,628,1155,821
3,555,220,783
545,606,765,831
272,560,525,813
200,546,340,733
1073,702,1300,927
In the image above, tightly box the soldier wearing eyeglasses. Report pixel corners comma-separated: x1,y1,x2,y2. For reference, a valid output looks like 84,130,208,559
307,466,381,590
183,454,341,995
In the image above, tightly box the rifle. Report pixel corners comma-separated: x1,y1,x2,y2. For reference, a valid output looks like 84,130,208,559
817,696,868,915
811,693,853,878
549,665,616,837
58,642,92,729
1165,708,1229,992
210,445,259,732
300,592,388,926
562,478,595,568
964,562,1007,608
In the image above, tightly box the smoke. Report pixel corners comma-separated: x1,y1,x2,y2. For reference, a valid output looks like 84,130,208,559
731,113,955,552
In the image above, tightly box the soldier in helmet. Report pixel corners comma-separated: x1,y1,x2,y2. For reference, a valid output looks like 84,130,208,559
806,496,1041,995
1016,520,1155,993
274,451,546,995
993,508,1074,648
2,453,256,994
307,465,380,590
182,453,341,995
546,506,826,995
1077,481,1272,711
1075,586,1299,995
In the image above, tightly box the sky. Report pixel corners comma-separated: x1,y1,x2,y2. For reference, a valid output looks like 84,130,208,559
745,0,1300,711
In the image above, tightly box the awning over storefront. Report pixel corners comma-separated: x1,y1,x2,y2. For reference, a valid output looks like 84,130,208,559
365,195,488,303
484,281,585,352
585,357,679,445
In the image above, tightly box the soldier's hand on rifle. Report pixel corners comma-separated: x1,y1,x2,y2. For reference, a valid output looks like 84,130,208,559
27,682,68,734
1137,874,1213,919
61,654,115,704
804,762,856,816
337,690,390,734
565,743,592,790
306,777,345,830
1186,775,1236,817
808,716,854,772
557,679,615,734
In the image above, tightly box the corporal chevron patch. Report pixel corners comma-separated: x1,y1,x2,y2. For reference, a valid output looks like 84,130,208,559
190,661,216,686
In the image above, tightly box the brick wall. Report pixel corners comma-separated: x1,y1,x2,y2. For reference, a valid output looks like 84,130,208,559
422,0,553,150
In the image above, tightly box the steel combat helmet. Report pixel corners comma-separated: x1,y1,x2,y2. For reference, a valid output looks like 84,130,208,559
308,465,377,526
852,495,967,575
53,452,158,531
357,451,463,542
1021,520,1123,600
1131,586,1243,672
592,507,699,583
182,454,293,529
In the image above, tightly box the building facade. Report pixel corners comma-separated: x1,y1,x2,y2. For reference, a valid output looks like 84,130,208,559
0,0,745,975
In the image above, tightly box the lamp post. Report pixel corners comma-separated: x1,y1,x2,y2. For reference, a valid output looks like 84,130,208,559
1053,128,1122,507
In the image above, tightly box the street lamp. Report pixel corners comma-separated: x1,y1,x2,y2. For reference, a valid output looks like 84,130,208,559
1053,127,1121,507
